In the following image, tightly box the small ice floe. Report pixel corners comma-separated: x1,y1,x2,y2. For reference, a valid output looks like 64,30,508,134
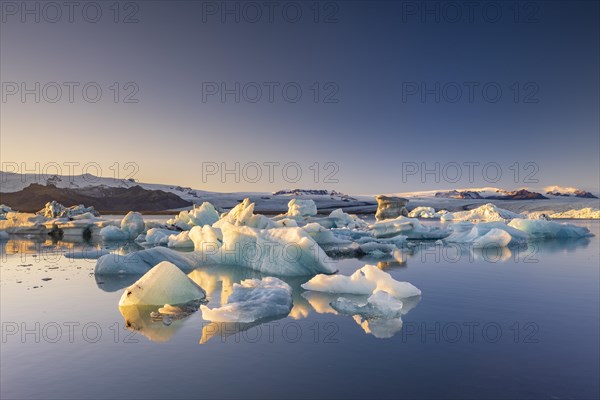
508,218,593,239
441,203,524,222
443,221,529,247
369,216,450,240
166,202,219,231
408,206,448,219
118,261,206,306
200,277,293,323
301,264,421,299
330,291,403,319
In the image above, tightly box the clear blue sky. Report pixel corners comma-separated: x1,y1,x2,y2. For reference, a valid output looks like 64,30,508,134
1,1,598,194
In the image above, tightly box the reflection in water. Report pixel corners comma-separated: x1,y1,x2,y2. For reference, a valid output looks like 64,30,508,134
95,273,141,292
303,291,422,339
350,295,421,339
119,305,187,342
0,235,143,260
199,316,287,345
188,266,312,322
529,237,591,254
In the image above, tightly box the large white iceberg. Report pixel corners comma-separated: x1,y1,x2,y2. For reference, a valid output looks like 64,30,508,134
97,222,336,276
508,218,592,239
302,264,421,298
200,277,292,323
121,211,145,238
441,203,523,222
206,222,337,276
118,261,206,306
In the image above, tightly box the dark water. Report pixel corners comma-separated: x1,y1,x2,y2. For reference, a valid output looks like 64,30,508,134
1,220,598,399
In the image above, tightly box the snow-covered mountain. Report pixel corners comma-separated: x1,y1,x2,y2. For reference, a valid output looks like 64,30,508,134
1,172,598,216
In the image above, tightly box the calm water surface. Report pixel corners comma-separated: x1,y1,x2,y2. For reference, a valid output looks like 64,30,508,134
1,220,598,399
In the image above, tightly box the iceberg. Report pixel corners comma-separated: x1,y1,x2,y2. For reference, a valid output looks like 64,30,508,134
0,212,51,235
508,218,592,239
211,222,337,276
301,264,421,298
143,228,178,245
443,221,529,247
97,223,336,276
99,211,145,241
213,198,279,229
375,195,408,221
95,246,198,275
0,204,12,220
287,199,317,218
99,225,130,241
120,211,145,238
167,231,194,248
369,216,450,240
441,203,524,222
200,277,292,323
166,202,219,230
118,261,206,306
37,201,100,219
303,223,352,246
408,206,448,219
189,225,223,251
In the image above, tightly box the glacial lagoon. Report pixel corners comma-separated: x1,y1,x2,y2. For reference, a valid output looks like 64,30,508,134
1,219,598,399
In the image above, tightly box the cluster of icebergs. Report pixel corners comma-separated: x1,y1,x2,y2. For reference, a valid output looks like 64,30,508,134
117,260,422,340
0,202,112,238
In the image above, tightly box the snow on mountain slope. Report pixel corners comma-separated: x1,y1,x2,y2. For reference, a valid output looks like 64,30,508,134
0,171,211,201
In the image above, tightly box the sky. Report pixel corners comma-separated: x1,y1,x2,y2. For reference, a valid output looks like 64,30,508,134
1,0,599,194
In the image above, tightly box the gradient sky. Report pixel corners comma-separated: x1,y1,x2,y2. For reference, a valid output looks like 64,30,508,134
1,0,598,194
